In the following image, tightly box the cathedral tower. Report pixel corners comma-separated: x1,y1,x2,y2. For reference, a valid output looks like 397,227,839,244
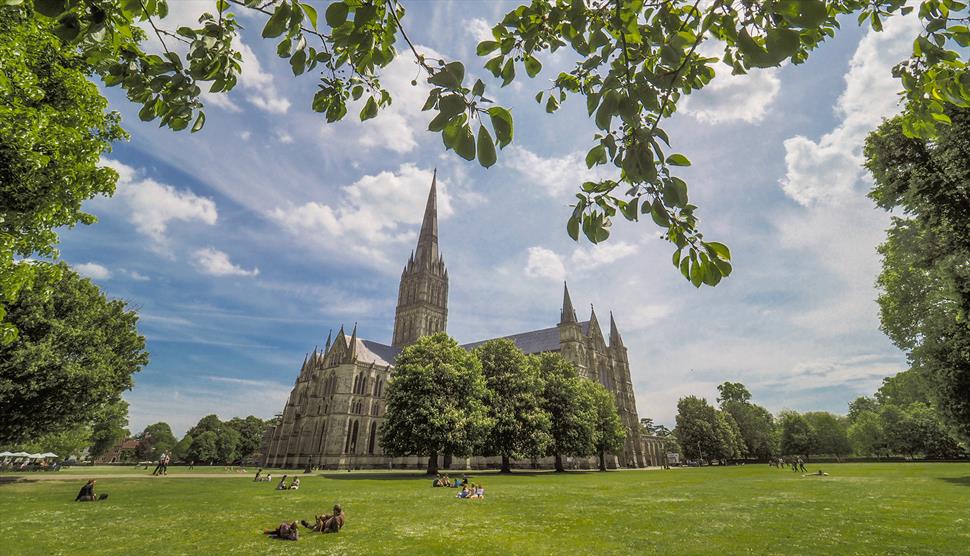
392,171,449,347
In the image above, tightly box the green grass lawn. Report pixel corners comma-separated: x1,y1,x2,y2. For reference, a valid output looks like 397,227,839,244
1,463,968,555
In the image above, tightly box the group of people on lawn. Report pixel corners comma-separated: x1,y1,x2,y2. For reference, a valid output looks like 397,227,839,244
263,504,345,541
432,473,485,499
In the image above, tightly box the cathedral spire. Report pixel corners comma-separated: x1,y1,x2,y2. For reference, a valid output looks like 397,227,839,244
415,169,439,265
588,304,603,340
609,311,624,348
349,322,358,360
560,281,577,324
324,329,332,353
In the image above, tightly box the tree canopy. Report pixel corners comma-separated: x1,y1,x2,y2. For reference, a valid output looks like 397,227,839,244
0,263,147,444
379,333,491,474
865,106,970,441
536,352,597,472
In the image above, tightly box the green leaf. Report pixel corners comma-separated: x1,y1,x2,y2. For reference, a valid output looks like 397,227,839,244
545,96,559,113
191,111,206,133
524,55,542,78
35,0,67,17
650,199,670,227
476,41,499,56
585,145,606,168
487,106,513,148
455,124,476,161
52,13,81,43
360,96,378,121
477,125,497,168
704,241,731,261
765,28,800,62
472,79,485,98
301,3,318,30
666,153,691,167
500,59,515,86
428,62,465,89
290,49,307,75
438,94,465,118
262,2,291,38
689,259,703,288
566,214,580,241
325,1,348,27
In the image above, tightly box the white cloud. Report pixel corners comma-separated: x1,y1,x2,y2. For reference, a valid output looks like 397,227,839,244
200,91,243,113
276,130,294,144
240,130,252,141
571,241,639,270
504,146,615,198
464,17,493,43
125,270,151,281
236,41,291,114
103,159,218,248
524,247,567,281
74,262,112,280
780,14,920,206
267,164,454,262
192,247,260,277
682,65,781,124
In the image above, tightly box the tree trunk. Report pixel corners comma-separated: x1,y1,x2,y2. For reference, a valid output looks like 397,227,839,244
426,451,438,475
598,449,607,472
500,454,511,473
554,453,564,472
443,453,453,470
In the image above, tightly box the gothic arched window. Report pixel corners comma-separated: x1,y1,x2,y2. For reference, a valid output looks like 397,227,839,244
368,422,377,454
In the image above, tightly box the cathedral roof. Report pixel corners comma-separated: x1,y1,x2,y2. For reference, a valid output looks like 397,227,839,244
354,339,401,367
461,321,590,355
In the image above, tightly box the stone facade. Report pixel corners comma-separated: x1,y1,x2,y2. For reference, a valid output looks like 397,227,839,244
264,172,652,469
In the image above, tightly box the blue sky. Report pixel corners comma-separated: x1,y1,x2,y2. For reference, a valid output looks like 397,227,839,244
58,1,919,436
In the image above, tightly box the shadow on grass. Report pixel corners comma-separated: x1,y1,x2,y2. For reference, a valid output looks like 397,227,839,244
0,476,34,486
938,475,970,487
317,469,601,481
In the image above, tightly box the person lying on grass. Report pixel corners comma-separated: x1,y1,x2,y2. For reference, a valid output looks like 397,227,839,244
263,521,299,541
301,504,345,533
75,480,108,502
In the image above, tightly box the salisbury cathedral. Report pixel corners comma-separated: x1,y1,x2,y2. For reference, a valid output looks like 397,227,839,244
264,173,666,469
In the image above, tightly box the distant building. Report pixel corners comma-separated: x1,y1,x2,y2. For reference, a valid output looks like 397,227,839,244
265,172,653,469
95,438,141,464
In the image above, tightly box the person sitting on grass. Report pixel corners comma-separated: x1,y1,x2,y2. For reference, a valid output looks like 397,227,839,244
277,475,288,490
453,477,460,488
301,504,345,533
75,480,107,502
472,484,485,499
289,478,301,490
263,521,299,541
456,486,470,499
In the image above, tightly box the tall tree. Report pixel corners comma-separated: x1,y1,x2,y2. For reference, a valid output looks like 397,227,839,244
136,422,177,461
474,339,551,473
537,353,596,472
584,381,626,471
848,411,887,457
778,410,817,458
88,400,130,460
0,263,148,443
848,396,880,423
189,431,219,464
0,7,125,343
173,434,194,462
865,107,970,442
225,416,271,461
379,333,490,475
716,382,752,405
714,410,745,462
803,412,852,458
674,396,720,463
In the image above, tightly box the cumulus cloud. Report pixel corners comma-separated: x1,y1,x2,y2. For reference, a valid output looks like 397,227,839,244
780,14,920,206
237,41,291,114
103,159,218,249
267,164,454,262
682,65,781,124
74,262,112,280
525,247,567,281
464,17,493,43
504,146,615,198
524,241,640,282
192,247,260,277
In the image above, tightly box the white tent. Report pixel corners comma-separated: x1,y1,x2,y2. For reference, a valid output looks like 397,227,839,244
0,451,13,457
40,452,59,458
11,452,30,457
27,454,44,459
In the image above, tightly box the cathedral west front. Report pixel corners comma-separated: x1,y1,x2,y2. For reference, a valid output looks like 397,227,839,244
263,172,665,470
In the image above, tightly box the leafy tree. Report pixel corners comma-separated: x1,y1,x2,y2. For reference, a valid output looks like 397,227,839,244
866,107,970,442
674,395,719,463
187,414,224,439
848,411,887,457
225,416,271,461
721,400,776,461
0,7,126,343
136,422,177,461
778,410,816,458
189,431,219,464
216,426,241,463
640,417,655,435
474,339,551,473
907,403,963,459
848,396,880,424
88,400,130,460
714,410,744,462
880,404,920,457
584,381,626,471
0,263,148,444
7,1,968,291
173,434,194,462
803,412,852,458
874,369,932,407
537,353,596,472
379,333,490,475
6,424,92,460
716,382,751,405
